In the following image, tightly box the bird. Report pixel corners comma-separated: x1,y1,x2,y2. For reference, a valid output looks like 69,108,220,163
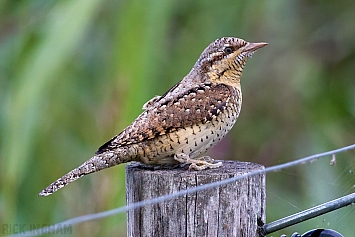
39,37,267,196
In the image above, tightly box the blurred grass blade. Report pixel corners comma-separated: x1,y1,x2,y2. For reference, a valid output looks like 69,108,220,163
1,0,103,222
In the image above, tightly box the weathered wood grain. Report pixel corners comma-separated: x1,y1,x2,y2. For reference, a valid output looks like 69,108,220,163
126,160,265,237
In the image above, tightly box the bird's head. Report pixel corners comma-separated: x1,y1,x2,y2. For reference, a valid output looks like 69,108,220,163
196,37,267,89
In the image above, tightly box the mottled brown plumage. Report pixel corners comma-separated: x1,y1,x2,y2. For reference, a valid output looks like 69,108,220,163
39,37,267,196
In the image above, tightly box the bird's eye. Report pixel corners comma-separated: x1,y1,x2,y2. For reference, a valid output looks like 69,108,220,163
224,46,234,55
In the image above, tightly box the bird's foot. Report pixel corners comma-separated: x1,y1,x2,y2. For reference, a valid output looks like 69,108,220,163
142,95,161,110
174,153,222,171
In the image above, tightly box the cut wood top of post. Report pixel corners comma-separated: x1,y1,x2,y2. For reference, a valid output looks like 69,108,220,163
127,160,264,176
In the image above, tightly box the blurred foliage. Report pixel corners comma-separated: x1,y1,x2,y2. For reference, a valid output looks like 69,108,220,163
0,0,354,236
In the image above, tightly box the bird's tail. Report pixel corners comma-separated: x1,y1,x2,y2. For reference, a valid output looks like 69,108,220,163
38,151,128,196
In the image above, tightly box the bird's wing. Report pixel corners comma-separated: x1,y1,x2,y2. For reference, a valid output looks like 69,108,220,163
96,83,235,154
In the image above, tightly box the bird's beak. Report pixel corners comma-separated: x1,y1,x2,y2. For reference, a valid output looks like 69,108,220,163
243,42,268,52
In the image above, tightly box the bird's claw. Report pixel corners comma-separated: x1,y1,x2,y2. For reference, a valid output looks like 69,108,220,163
174,154,222,171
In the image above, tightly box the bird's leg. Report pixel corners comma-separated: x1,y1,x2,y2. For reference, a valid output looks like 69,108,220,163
174,153,222,171
142,95,161,110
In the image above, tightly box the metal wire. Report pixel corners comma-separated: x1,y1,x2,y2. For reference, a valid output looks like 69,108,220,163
263,193,355,235
7,143,355,237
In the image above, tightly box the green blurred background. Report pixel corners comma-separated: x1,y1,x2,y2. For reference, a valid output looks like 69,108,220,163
1,0,354,236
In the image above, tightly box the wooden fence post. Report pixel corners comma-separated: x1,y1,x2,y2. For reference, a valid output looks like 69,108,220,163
126,160,265,237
